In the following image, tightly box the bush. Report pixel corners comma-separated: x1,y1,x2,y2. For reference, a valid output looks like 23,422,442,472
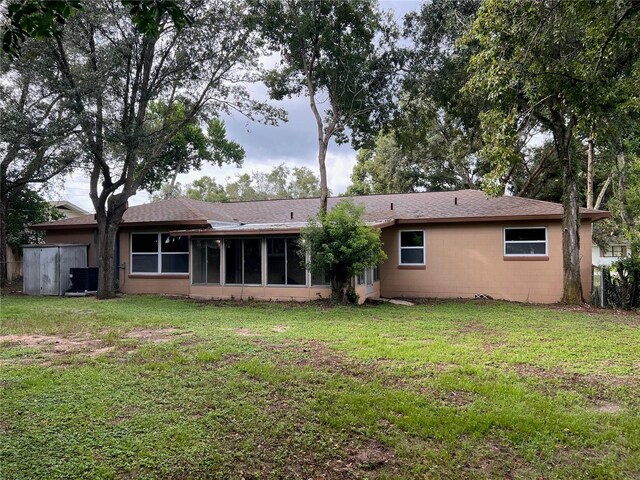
300,200,386,304
604,256,640,309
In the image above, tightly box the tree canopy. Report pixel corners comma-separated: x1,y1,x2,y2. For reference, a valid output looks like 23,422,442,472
21,0,283,298
463,0,640,303
152,164,322,202
248,0,400,211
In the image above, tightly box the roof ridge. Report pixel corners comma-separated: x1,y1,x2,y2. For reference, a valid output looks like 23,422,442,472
161,188,478,207
506,195,606,213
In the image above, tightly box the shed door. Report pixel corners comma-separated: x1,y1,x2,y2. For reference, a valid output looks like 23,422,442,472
40,248,60,295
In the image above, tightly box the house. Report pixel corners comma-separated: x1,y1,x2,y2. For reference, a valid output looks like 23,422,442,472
50,200,91,219
592,239,631,268
31,190,609,303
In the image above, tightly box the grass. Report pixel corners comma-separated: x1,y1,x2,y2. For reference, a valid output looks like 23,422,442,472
1,295,639,479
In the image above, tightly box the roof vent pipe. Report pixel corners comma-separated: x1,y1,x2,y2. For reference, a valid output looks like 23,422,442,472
290,211,293,219
454,197,458,205
390,202,394,210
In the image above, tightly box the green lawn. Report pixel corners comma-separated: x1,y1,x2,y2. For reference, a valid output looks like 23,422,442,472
1,295,639,479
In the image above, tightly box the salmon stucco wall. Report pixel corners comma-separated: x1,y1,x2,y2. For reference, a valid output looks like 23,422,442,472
45,229,96,267
189,284,332,302
379,220,593,304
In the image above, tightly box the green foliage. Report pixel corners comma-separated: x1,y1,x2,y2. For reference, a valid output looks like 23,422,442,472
249,0,398,148
464,0,640,179
300,200,386,303
6,188,62,250
121,0,192,36
151,165,322,203
141,102,244,193
1,1,83,57
1,0,191,58
394,0,486,191
347,133,424,195
605,256,640,309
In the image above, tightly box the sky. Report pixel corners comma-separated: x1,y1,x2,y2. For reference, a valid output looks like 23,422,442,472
51,1,421,213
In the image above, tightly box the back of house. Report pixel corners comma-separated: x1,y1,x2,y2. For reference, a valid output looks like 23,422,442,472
31,189,609,303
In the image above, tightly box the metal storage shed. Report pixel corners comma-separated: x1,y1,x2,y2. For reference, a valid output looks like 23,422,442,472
22,244,88,296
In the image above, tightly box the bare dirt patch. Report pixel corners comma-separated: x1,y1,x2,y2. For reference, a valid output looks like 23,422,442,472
545,303,640,318
510,363,639,389
233,327,259,337
443,389,477,407
122,328,189,342
347,439,396,470
272,325,289,333
260,339,369,379
0,334,103,354
592,401,624,414
0,328,191,362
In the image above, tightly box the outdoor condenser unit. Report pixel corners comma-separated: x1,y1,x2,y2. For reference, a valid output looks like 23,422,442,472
68,267,99,293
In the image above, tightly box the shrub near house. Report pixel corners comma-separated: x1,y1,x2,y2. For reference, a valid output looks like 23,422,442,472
300,200,386,303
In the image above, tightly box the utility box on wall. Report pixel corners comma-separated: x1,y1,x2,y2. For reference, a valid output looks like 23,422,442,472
22,244,88,295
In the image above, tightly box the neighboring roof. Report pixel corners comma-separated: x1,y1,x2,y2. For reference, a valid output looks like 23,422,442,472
32,190,610,231
50,200,91,217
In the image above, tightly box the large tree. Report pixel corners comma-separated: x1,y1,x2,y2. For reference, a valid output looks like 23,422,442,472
396,0,486,190
0,43,78,286
248,0,399,212
37,0,281,298
465,0,640,303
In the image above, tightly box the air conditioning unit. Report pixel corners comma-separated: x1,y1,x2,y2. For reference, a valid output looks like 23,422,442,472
68,267,99,293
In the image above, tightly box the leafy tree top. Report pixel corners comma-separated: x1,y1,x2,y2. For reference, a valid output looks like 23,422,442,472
300,199,387,285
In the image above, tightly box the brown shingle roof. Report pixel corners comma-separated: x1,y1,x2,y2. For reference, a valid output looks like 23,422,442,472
32,189,609,230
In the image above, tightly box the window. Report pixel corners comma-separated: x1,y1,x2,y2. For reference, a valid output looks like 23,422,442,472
357,268,374,286
267,238,306,286
311,268,331,286
225,238,263,285
602,245,627,258
192,239,221,284
373,266,379,282
504,227,547,256
131,233,188,274
399,230,425,265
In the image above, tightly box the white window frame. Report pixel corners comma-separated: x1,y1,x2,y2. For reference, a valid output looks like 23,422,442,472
503,226,548,257
130,232,189,275
398,229,426,266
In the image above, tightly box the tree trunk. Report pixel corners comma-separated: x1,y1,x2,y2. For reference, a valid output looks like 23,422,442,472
594,174,611,210
95,204,127,299
559,145,583,304
586,136,594,209
0,196,8,288
330,272,350,304
96,216,117,299
318,139,329,213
